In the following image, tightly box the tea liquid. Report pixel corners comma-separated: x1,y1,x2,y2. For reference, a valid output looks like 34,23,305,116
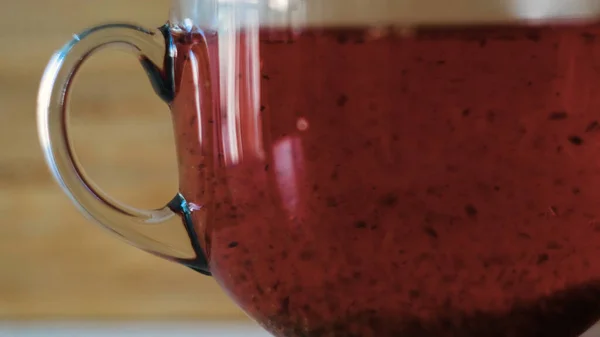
171,24,600,336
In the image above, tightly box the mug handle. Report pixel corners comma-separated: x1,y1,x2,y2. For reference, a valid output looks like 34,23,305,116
37,23,211,275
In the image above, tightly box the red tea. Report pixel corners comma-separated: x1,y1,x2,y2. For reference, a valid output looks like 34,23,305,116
171,23,600,336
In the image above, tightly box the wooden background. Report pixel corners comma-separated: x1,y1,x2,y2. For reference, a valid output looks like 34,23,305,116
0,0,247,321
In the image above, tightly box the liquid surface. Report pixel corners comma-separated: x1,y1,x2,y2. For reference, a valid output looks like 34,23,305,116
171,24,600,336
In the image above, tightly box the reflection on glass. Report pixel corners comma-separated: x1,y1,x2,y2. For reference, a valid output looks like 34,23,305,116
218,1,263,166
273,136,305,222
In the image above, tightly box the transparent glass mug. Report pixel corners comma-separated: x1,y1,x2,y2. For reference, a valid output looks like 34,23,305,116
38,0,600,336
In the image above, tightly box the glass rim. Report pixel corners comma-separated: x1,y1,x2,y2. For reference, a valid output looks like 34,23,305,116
169,0,600,29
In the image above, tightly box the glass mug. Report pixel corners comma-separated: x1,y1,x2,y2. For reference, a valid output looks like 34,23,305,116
37,0,600,336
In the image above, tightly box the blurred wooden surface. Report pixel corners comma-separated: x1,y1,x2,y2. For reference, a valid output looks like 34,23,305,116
0,0,247,320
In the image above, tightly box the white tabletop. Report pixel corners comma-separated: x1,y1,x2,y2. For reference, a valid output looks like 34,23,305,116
0,322,271,337
3,321,600,337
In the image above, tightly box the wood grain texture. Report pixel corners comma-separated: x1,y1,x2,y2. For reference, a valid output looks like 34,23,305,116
0,0,247,320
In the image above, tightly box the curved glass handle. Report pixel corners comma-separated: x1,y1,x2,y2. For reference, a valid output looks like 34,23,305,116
37,23,211,275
